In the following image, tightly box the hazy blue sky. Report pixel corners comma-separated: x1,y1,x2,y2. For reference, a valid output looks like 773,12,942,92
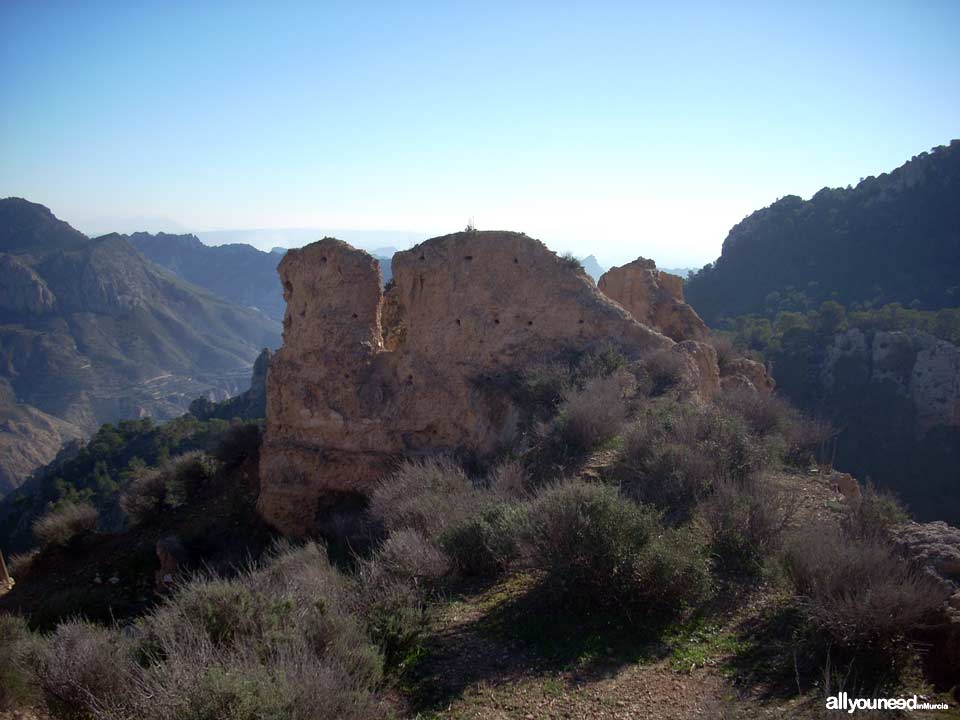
1,1,958,266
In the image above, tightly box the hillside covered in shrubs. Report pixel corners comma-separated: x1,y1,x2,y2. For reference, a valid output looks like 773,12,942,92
685,140,960,326
2,342,956,719
712,301,960,524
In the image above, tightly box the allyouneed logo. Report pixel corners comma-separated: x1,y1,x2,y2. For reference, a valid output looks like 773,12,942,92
826,692,949,713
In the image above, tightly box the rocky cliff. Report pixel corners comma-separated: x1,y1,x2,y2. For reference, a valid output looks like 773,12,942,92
260,231,734,535
822,328,959,431
597,258,709,343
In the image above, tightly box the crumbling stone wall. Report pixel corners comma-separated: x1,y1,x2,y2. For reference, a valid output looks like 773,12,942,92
259,231,718,535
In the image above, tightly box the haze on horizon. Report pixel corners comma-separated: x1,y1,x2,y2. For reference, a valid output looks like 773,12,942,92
1,1,958,268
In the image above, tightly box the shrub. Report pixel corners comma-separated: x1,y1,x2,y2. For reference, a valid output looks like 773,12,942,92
718,386,795,439
784,525,948,678
515,361,573,416
26,618,137,717
354,530,446,673
843,483,909,539
718,386,832,468
213,422,262,469
702,474,797,575
708,333,737,373
32,502,98,548
168,451,219,502
555,374,627,450
487,459,529,498
521,481,709,617
21,543,385,720
0,614,41,711
638,348,687,396
354,564,428,675
135,542,383,720
512,345,628,421
618,401,765,517
440,502,520,577
640,527,713,615
120,466,170,524
7,550,40,577
369,457,479,540
783,414,833,468
559,252,584,271
373,529,449,582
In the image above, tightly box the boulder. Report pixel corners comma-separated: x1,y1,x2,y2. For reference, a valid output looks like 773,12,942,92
891,520,960,683
597,257,709,343
672,341,720,399
0,253,56,315
721,357,775,395
892,521,960,581
259,231,695,535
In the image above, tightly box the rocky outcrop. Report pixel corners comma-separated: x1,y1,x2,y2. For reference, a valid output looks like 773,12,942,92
721,357,775,395
598,258,709,343
891,521,960,681
892,521,960,585
673,341,720,399
0,254,56,315
596,258,773,394
259,231,699,535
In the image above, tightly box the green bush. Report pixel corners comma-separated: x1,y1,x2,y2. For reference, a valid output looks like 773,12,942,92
354,530,449,674
369,457,479,540
27,618,137,717
0,614,41,711
784,526,948,680
120,466,170,524
843,483,909,539
702,474,796,576
521,481,709,617
639,527,713,616
168,451,219,502
32,502,98,548
24,543,385,720
440,502,520,578
637,348,687,396
554,374,627,451
617,400,770,517
354,566,427,676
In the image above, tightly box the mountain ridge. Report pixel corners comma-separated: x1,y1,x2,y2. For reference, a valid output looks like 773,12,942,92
0,200,281,493
685,140,960,325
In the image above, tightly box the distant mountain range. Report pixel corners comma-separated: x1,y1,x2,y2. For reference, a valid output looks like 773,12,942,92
0,198,281,493
132,234,395,320
685,140,960,325
127,233,288,321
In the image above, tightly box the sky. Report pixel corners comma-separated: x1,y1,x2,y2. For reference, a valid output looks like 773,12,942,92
1,1,958,268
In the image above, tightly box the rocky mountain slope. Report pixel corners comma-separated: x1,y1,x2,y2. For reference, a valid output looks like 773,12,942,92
130,233,395,320
0,199,281,493
685,140,960,325
128,233,288,321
